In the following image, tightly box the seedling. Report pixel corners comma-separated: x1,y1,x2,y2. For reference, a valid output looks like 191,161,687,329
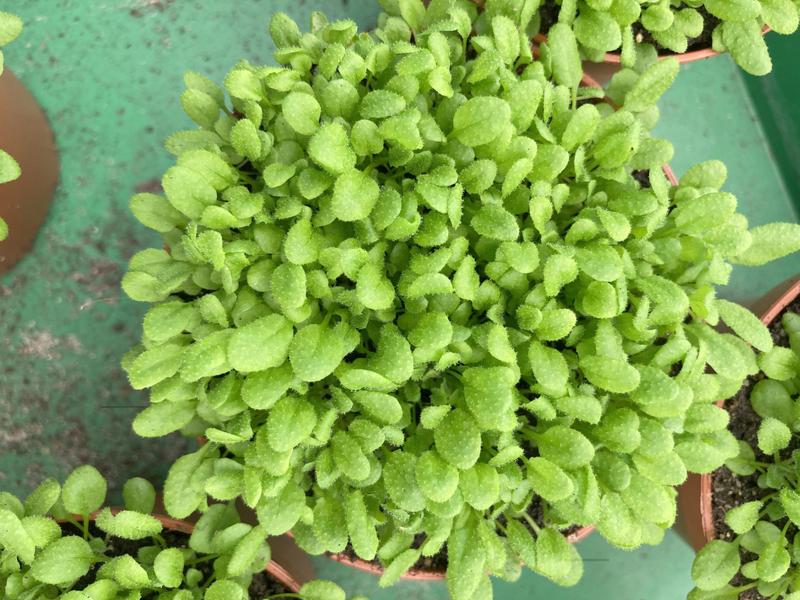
122,1,800,596
524,0,800,75
0,465,358,600
691,312,800,600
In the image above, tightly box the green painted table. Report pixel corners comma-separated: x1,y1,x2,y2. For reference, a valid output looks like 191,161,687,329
1,1,798,598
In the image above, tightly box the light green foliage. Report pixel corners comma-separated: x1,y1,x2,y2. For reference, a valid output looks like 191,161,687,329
0,467,354,599
536,0,799,75
121,3,800,598
691,311,800,597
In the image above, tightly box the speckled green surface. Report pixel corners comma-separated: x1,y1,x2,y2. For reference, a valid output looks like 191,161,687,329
1,2,798,598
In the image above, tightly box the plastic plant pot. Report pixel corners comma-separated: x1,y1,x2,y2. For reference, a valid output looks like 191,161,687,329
674,276,800,551
71,510,304,593
0,69,59,274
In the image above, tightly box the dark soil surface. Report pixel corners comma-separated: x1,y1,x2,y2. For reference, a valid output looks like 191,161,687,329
63,522,291,598
538,1,719,56
711,297,800,600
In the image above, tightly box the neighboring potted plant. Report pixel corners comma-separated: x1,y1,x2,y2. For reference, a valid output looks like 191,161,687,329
677,279,800,599
119,2,800,598
0,10,59,273
517,0,798,78
0,465,360,600
0,11,23,244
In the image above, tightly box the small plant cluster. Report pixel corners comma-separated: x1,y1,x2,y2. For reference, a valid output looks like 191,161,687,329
119,1,800,597
0,465,358,600
0,10,23,241
691,311,800,600
527,0,800,75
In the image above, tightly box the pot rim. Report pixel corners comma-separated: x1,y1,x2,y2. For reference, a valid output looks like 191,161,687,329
697,276,800,544
324,524,596,581
602,26,772,65
63,510,303,593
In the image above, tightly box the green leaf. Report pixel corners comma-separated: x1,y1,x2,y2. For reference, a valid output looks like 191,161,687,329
133,399,195,438
0,12,23,46
761,0,800,34
154,547,185,588
127,343,184,390
31,536,94,585
734,223,800,266
757,541,791,582
164,448,210,519
580,355,640,393
95,507,163,540
434,409,482,470
0,509,35,564
130,193,186,233
506,519,537,568
471,204,519,241
353,391,403,424
282,92,322,135
463,366,515,430
460,464,500,510
452,97,511,147
460,160,497,195
228,524,268,576
269,12,301,48
416,450,459,503
241,364,293,410
537,426,595,470
535,528,583,586
379,549,422,588
23,478,61,517
0,149,21,185
346,490,379,560
624,58,679,112
267,396,316,451
529,341,569,396
716,299,773,352
383,451,425,512
758,345,800,381
332,169,380,222
62,465,107,516
299,580,346,600
308,122,356,175
780,488,800,527
757,417,791,454
691,540,741,591
356,262,395,310
122,478,156,514
205,580,245,600
228,314,293,372
724,501,761,535
360,90,406,119
289,323,348,382
704,0,761,21
230,119,262,161
721,20,772,76
547,23,582,89
256,481,305,535
181,89,220,129
527,457,574,502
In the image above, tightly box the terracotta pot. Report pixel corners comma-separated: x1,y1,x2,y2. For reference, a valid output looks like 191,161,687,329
581,26,772,86
675,276,800,551
71,510,303,592
0,69,59,274
324,524,596,581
